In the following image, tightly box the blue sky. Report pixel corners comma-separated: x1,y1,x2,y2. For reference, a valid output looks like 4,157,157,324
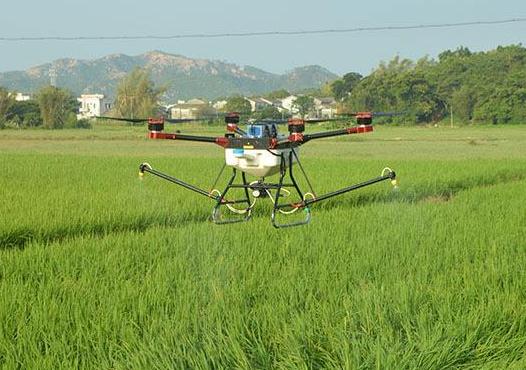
0,0,524,75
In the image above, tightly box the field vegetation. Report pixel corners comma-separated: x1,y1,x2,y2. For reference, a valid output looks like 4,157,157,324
0,123,525,368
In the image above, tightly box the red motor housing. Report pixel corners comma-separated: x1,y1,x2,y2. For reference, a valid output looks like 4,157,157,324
356,112,373,125
288,118,305,133
148,117,165,132
225,112,240,124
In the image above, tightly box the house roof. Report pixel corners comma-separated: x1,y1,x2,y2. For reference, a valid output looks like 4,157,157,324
315,97,337,105
246,97,273,105
186,98,207,105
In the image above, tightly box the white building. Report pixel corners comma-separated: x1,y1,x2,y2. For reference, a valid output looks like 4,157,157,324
313,97,337,118
245,97,273,112
171,99,214,119
77,94,112,119
212,100,228,111
15,93,31,102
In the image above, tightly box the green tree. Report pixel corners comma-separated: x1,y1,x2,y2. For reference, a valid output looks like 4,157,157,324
224,96,251,115
293,96,315,118
331,72,363,101
342,45,526,124
263,89,290,100
36,86,77,129
114,68,166,119
8,100,42,127
252,105,283,120
450,87,475,123
0,87,16,128
319,82,334,98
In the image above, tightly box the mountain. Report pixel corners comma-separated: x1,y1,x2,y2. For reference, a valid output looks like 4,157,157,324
0,51,339,100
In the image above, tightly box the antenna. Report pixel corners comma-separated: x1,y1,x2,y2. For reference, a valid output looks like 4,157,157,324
49,66,57,87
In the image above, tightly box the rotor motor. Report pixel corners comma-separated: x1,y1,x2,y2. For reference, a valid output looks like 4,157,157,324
225,112,240,124
287,119,305,142
288,119,305,133
148,117,165,132
356,112,373,125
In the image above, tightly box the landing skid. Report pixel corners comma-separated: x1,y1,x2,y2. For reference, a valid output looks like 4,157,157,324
211,170,254,225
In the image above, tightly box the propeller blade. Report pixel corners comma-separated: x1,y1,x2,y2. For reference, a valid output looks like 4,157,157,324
95,116,149,123
250,118,290,124
371,111,405,117
96,116,209,124
303,117,352,123
165,117,210,123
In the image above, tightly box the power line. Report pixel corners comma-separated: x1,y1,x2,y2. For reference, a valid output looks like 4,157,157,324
1,18,525,42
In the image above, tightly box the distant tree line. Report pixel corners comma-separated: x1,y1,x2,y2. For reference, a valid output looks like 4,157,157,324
2,45,526,128
329,45,526,124
0,86,84,129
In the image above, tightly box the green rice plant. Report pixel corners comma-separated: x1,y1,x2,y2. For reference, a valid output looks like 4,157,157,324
0,125,525,369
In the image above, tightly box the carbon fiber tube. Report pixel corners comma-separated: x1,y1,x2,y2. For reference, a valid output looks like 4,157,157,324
139,164,220,200
303,172,396,206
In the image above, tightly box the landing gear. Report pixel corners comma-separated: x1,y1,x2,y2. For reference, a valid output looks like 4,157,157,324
211,170,254,224
138,156,397,228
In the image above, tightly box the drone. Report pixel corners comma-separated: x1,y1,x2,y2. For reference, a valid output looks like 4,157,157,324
100,112,398,228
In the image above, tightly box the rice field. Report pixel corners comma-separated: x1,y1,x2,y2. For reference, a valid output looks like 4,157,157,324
1,124,525,369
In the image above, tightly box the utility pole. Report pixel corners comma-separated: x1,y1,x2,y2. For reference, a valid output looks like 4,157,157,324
450,104,454,128
49,66,57,87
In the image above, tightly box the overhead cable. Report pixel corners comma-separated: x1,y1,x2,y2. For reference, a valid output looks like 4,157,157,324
1,18,525,42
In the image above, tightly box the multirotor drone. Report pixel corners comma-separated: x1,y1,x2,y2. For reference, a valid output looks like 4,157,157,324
102,112,398,228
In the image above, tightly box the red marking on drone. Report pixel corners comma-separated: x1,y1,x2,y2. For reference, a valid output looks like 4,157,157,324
227,123,238,132
215,137,229,147
149,132,177,139
288,118,305,125
148,117,165,124
288,133,304,142
347,125,373,134
355,112,372,119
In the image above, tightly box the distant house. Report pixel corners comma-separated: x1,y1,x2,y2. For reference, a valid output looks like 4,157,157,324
278,95,298,114
15,93,31,102
7,92,31,101
313,97,337,118
171,98,214,119
212,100,228,111
77,94,112,119
270,99,289,114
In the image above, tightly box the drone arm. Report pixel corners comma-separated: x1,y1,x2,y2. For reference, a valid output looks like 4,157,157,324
149,132,229,147
303,125,373,142
273,125,373,149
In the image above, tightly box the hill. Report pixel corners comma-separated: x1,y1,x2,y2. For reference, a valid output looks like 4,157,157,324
0,51,338,100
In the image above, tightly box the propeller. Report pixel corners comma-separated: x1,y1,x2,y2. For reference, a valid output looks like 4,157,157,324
95,111,405,128
334,111,405,118
95,116,208,124
301,111,406,124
